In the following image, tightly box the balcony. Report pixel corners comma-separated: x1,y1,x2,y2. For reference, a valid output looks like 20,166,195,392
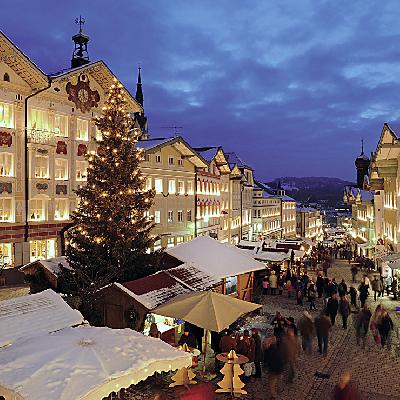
27,129,56,146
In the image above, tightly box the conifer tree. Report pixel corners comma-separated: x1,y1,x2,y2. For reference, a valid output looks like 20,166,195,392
62,79,156,321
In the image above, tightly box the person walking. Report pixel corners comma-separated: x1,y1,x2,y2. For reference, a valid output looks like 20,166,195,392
314,310,332,356
251,328,262,378
269,271,278,296
392,277,398,300
333,371,361,400
385,274,393,297
378,311,394,349
338,295,351,329
316,273,324,298
370,304,383,345
264,336,284,400
295,279,304,306
355,305,371,348
262,276,269,295
372,276,383,301
338,279,348,298
358,282,369,308
271,312,287,342
308,281,317,311
280,327,299,384
237,330,255,380
349,285,358,311
298,311,314,354
286,279,293,298
326,293,339,326
351,265,358,282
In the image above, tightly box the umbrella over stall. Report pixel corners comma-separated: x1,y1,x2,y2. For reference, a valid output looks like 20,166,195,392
0,325,192,400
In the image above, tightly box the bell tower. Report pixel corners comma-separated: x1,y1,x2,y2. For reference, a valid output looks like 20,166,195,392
71,16,90,69
355,139,370,189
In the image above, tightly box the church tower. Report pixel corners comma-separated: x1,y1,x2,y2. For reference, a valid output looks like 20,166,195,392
355,140,370,189
71,16,90,69
276,181,285,197
134,66,149,139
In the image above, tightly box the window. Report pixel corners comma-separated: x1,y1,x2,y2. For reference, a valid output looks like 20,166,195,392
53,114,68,137
29,198,46,221
0,198,13,222
145,177,152,191
167,237,175,248
154,239,162,251
30,239,56,262
187,180,194,195
76,160,88,181
35,155,49,179
155,178,163,194
178,158,183,166
144,154,150,162
55,158,68,180
0,153,13,177
178,180,185,194
168,179,176,194
168,157,174,165
76,118,89,141
30,109,47,131
155,154,161,163
226,276,237,295
168,210,173,223
178,210,183,222
3,73,10,82
177,236,184,244
54,199,69,221
154,210,161,224
0,102,13,128
0,243,13,268
187,209,192,222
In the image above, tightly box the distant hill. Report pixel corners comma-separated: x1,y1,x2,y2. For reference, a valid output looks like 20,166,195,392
267,177,355,206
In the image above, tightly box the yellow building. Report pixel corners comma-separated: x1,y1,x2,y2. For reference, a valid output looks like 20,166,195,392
0,29,142,267
276,182,297,238
296,206,323,241
137,137,208,249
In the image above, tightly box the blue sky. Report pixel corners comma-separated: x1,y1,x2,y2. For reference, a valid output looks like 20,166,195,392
3,0,400,181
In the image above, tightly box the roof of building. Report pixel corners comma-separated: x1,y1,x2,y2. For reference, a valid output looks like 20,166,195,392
344,186,374,202
19,256,72,276
280,194,296,202
165,236,265,279
0,289,83,348
224,152,252,170
254,181,275,195
137,137,175,150
114,263,220,310
296,206,318,212
193,147,219,163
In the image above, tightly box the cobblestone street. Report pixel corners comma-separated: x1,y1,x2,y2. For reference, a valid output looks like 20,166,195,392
123,259,400,399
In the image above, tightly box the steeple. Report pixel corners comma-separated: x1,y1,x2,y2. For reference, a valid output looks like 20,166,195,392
355,138,370,189
135,66,144,106
71,16,90,69
276,180,285,197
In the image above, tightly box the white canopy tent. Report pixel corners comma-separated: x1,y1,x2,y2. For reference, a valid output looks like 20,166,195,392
237,248,290,263
0,325,191,400
165,236,265,279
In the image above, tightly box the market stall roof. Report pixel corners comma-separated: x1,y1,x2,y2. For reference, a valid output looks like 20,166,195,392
19,256,72,276
153,290,261,332
0,289,83,348
238,248,290,263
165,236,265,279
113,263,221,310
0,325,191,400
381,253,400,262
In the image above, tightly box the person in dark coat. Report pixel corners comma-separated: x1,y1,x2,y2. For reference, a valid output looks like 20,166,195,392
338,295,351,329
271,312,287,341
358,282,369,308
378,311,394,349
349,285,358,311
326,293,339,326
264,336,284,399
351,265,358,282
314,310,332,356
355,305,371,348
338,279,348,298
251,328,262,378
307,282,317,311
316,274,324,298
178,326,197,348
219,329,237,353
298,311,314,354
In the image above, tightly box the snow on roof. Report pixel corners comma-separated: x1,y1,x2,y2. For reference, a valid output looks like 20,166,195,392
194,147,218,162
115,263,221,310
281,194,296,202
237,248,290,263
0,289,83,348
20,256,72,276
165,236,265,279
296,206,318,212
137,137,175,150
0,325,191,400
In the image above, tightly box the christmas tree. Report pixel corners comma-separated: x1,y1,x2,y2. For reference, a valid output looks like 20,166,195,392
62,79,156,322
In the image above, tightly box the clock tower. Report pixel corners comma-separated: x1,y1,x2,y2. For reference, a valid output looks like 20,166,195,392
71,16,90,69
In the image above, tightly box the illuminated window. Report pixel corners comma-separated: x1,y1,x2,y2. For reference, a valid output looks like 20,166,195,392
55,158,68,180
30,109,48,131
178,210,183,222
0,102,14,128
0,243,13,268
187,180,194,195
168,210,173,223
76,160,88,181
167,237,175,248
76,118,89,141
177,236,184,244
29,239,56,262
35,155,49,179
178,180,185,194
168,179,176,193
54,199,69,221
226,276,237,295
187,209,192,222
154,239,161,251
29,198,47,221
0,198,13,222
145,177,152,191
95,126,103,141
0,153,13,177
53,114,68,137
154,210,161,224
155,178,163,194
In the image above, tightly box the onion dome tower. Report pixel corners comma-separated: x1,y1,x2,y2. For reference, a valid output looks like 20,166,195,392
355,139,370,189
71,16,90,69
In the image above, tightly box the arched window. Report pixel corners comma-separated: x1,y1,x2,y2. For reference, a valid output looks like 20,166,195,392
3,73,10,82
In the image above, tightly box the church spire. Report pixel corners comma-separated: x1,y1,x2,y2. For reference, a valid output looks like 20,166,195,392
361,138,364,155
135,66,144,107
71,16,90,69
